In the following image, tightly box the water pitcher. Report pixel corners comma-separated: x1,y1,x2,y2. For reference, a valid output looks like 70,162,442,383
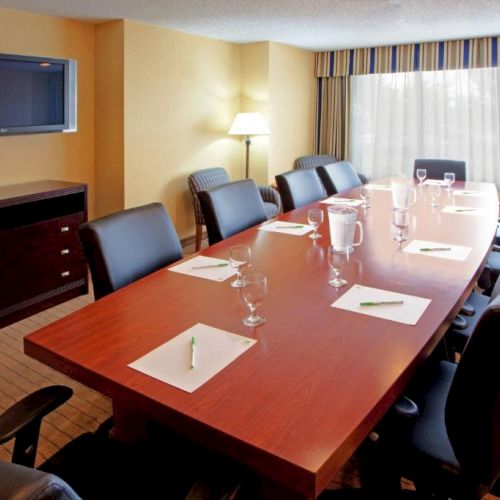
391,177,416,211
327,205,363,253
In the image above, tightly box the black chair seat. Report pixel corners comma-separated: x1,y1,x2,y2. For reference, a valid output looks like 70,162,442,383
317,161,362,196
405,361,460,470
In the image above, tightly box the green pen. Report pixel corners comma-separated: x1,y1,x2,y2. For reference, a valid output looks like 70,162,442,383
192,263,229,269
278,225,304,229
420,247,451,252
455,209,476,212
360,300,404,306
190,336,196,369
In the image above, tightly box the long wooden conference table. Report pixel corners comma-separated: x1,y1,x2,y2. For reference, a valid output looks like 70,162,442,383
25,180,498,499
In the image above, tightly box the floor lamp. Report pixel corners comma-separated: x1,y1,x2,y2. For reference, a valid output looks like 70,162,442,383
228,112,270,179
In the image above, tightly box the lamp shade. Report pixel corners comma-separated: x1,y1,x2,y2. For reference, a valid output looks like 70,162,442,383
228,112,270,136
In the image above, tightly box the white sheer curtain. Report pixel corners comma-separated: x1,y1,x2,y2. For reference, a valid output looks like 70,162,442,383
349,67,500,185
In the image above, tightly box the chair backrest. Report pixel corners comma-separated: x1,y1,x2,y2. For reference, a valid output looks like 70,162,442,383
316,161,362,195
275,169,327,212
294,154,337,170
0,462,81,500
79,203,182,300
198,179,268,245
413,159,467,182
445,294,500,492
188,167,231,225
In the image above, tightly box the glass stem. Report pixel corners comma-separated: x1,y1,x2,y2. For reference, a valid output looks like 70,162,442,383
237,268,242,281
249,305,257,319
335,270,340,281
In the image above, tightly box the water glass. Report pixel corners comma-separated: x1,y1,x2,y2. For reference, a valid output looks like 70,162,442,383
444,172,455,191
307,208,324,239
429,183,441,207
242,273,267,327
360,184,373,208
328,246,349,288
229,245,251,288
392,209,409,242
416,168,427,185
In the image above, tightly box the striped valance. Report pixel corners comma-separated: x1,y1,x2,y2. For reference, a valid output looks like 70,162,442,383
316,36,499,77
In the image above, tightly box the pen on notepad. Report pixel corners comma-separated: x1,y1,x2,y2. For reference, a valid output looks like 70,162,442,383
455,209,476,212
192,263,229,269
359,300,405,306
190,336,196,369
419,247,451,252
278,225,304,229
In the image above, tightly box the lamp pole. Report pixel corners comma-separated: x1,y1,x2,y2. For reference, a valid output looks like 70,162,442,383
245,135,251,179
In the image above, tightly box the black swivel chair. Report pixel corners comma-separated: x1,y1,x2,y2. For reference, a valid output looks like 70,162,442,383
198,179,268,245
317,161,363,196
364,295,500,500
79,202,183,300
0,386,198,499
275,169,327,212
413,159,467,182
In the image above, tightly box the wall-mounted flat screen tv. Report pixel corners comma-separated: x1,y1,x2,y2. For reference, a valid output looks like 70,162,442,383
0,53,77,136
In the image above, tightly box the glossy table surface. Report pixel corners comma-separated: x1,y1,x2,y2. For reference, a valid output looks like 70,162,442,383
25,181,499,498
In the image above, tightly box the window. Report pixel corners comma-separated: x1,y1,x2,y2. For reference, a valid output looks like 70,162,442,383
350,67,500,184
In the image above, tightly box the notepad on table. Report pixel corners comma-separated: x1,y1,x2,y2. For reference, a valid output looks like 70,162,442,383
258,220,314,236
442,205,488,216
321,197,364,207
403,240,472,261
128,323,257,393
423,179,448,186
331,284,431,325
168,255,237,282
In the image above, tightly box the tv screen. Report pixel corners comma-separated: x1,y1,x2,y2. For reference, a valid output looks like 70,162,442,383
0,54,77,136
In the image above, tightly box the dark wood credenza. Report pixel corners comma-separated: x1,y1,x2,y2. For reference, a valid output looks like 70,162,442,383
0,180,88,327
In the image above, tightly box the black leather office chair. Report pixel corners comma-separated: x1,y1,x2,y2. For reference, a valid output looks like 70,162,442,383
275,169,327,212
188,167,281,251
413,159,467,182
198,179,268,245
294,155,369,185
363,295,500,500
79,202,183,300
0,386,198,499
317,161,363,196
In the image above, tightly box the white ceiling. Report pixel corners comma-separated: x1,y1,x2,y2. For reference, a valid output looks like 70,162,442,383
0,0,499,51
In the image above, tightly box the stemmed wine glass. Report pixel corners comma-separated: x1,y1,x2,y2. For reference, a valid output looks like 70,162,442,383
229,245,251,288
392,209,409,242
360,184,373,208
416,168,427,186
242,273,267,327
307,208,324,239
444,172,455,191
328,246,349,288
429,184,441,207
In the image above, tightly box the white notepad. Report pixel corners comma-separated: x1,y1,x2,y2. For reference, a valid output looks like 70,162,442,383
321,197,364,207
452,190,488,198
331,284,431,325
128,323,257,393
442,205,488,216
367,184,391,191
258,220,313,236
168,255,237,282
423,179,448,186
403,240,472,261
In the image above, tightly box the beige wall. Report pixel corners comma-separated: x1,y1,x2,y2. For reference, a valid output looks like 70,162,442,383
95,21,124,217
268,42,316,183
0,8,95,217
123,21,242,239
240,42,270,185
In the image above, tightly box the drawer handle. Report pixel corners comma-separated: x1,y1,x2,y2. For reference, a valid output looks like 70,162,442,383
61,249,70,255
60,226,70,233
61,271,70,277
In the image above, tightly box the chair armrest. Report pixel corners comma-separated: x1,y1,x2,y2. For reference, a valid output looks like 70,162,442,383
393,396,419,418
0,386,73,445
258,185,282,214
358,173,370,185
492,245,500,252
0,461,80,500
